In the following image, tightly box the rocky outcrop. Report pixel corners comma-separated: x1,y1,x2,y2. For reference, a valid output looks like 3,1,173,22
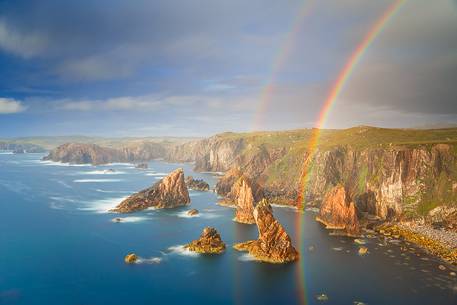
187,209,199,216
316,185,360,237
43,143,124,165
135,163,148,169
124,253,138,264
185,176,210,191
111,168,190,213
234,199,299,263
233,177,256,224
216,168,264,205
427,206,457,231
185,227,226,254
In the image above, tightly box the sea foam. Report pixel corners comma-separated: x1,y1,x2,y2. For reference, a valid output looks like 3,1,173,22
167,245,199,257
73,179,123,183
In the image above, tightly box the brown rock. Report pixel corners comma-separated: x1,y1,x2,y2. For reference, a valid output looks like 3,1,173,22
124,253,138,264
233,199,299,263
111,168,190,213
234,177,256,224
185,176,210,191
187,209,199,216
316,185,360,237
185,227,226,254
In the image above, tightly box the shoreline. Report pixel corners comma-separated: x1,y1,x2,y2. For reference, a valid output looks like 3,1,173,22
375,222,457,266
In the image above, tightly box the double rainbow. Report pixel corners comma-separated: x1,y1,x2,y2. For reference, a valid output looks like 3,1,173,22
292,1,406,304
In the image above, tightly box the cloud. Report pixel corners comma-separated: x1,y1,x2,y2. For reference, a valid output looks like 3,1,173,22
57,96,163,112
0,98,27,114
0,20,48,58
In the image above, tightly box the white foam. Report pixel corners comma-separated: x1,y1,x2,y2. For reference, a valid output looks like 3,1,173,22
40,160,92,167
111,216,150,223
238,253,256,262
136,257,162,264
96,189,133,194
176,211,200,218
0,151,13,154
146,172,168,176
79,196,128,213
77,170,126,175
73,179,123,183
189,193,202,197
49,196,78,203
271,203,297,210
167,245,199,257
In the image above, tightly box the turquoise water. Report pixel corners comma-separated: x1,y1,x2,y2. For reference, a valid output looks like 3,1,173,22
0,152,456,305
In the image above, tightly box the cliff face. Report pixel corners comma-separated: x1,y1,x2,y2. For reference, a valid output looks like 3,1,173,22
234,177,256,224
111,168,190,213
234,199,299,263
304,144,457,220
44,141,169,165
43,143,123,165
316,185,360,236
167,128,457,222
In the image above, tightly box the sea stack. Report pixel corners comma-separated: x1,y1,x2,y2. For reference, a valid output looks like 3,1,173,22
234,199,299,263
111,168,190,213
316,185,360,237
185,227,226,254
233,177,256,224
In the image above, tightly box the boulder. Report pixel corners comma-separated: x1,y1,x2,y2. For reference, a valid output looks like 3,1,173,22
124,253,138,264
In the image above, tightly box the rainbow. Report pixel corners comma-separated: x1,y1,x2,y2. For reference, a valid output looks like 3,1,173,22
294,1,406,304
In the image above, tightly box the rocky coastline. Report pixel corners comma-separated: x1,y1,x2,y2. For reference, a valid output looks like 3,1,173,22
185,227,226,254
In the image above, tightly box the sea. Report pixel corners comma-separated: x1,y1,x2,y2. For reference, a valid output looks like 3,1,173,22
0,152,456,305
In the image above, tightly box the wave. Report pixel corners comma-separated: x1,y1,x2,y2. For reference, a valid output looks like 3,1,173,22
271,203,297,210
111,216,150,223
0,151,14,154
76,170,126,175
167,245,199,257
174,210,221,219
49,196,78,203
73,179,123,183
189,193,202,197
136,257,162,264
96,189,133,194
176,211,200,218
40,160,92,167
238,253,256,262
79,196,128,213
145,172,168,176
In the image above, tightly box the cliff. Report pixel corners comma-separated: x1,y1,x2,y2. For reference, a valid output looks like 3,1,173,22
234,199,299,263
316,185,360,236
44,141,171,165
167,127,457,222
111,168,190,213
43,143,123,165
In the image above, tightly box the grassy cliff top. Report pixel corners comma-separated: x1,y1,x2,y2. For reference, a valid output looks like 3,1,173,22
215,126,457,151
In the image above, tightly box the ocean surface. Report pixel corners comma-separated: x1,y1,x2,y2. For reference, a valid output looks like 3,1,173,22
0,152,456,305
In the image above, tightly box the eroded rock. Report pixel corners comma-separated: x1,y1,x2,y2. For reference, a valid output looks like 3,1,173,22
111,168,190,213
316,185,360,237
233,199,299,263
234,177,256,224
185,176,210,191
185,227,226,254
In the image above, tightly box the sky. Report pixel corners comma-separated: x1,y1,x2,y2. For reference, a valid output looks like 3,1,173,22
0,0,456,137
